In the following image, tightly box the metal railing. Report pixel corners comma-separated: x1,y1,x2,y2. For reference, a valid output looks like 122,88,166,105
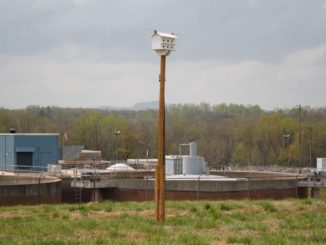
212,165,315,174
0,164,48,176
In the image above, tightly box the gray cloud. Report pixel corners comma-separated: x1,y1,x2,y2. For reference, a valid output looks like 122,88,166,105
0,0,325,109
2,0,326,61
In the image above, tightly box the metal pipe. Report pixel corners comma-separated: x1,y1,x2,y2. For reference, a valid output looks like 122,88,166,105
4,135,6,171
197,175,201,200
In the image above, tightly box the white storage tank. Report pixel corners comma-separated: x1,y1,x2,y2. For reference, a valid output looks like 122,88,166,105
166,156,182,175
317,158,326,171
165,141,205,176
181,142,205,175
189,141,197,157
182,155,205,175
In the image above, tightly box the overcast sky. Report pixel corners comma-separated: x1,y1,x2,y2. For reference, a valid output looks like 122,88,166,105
0,0,325,110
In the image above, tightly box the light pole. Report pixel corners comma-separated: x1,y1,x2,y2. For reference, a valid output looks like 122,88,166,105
306,125,314,168
151,30,177,223
297,104,302,167
115,130,120,163
283,134,290,166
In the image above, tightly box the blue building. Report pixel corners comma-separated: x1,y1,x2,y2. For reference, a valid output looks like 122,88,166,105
0,133,60,171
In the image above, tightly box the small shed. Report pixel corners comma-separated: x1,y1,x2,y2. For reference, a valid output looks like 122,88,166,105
0,133,60,171
79,150,102,161
62,145,84,161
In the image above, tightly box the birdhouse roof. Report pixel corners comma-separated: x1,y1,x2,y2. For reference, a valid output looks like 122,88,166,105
152,31,177,39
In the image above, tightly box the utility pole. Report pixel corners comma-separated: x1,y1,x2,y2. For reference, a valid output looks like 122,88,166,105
151,30,177,223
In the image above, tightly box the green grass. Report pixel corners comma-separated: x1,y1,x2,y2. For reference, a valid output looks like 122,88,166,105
0,199,325,244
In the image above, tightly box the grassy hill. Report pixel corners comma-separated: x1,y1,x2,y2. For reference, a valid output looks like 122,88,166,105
0,199,325,244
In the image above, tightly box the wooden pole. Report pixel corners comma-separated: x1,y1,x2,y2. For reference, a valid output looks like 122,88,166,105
155,162,160,221
155,55,166,223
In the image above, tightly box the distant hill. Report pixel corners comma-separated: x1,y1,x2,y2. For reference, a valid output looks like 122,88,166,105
100,101,158,111
130,101,158,110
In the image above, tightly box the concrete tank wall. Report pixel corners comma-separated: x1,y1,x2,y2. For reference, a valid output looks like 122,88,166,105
106,187,298,202
211,170,301,179
61,177,92,203
63,176,305,203
0,175,61,206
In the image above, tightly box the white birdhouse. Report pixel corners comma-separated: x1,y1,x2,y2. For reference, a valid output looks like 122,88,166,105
151,30,177,56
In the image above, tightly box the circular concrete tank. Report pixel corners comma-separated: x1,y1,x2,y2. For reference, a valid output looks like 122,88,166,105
0,173,61,206
99,170,307,201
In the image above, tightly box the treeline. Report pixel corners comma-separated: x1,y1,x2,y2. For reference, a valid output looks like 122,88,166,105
0,103,325,167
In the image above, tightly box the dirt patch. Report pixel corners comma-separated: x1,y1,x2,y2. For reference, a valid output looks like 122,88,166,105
274,199,309,213
166,208,189,217
69,207,189,221
0,211,34,219
69,211,83,219
210,241,228,245
244,205,264,215
263,218,280,233
87,209,155,219
214,226,232,240
124,231,146,240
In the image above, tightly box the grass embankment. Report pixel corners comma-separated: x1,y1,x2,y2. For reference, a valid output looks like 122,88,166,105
0,199,325,244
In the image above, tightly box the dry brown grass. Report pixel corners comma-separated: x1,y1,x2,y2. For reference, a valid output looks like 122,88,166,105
262,218,280,233
0,210,34,219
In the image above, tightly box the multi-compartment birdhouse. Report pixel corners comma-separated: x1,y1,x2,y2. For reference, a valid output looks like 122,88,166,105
151,30,177,56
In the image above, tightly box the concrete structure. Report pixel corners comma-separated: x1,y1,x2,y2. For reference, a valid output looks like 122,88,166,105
70,171,304,202
0,173,61,206
62,145,84,161
106,163,136,172
67,141,308,202
180,142,205,175
62,146,102,166
166,142,205,175
166,156,182,175
297,171,326,198
0,133,60,171
79,150,101,161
